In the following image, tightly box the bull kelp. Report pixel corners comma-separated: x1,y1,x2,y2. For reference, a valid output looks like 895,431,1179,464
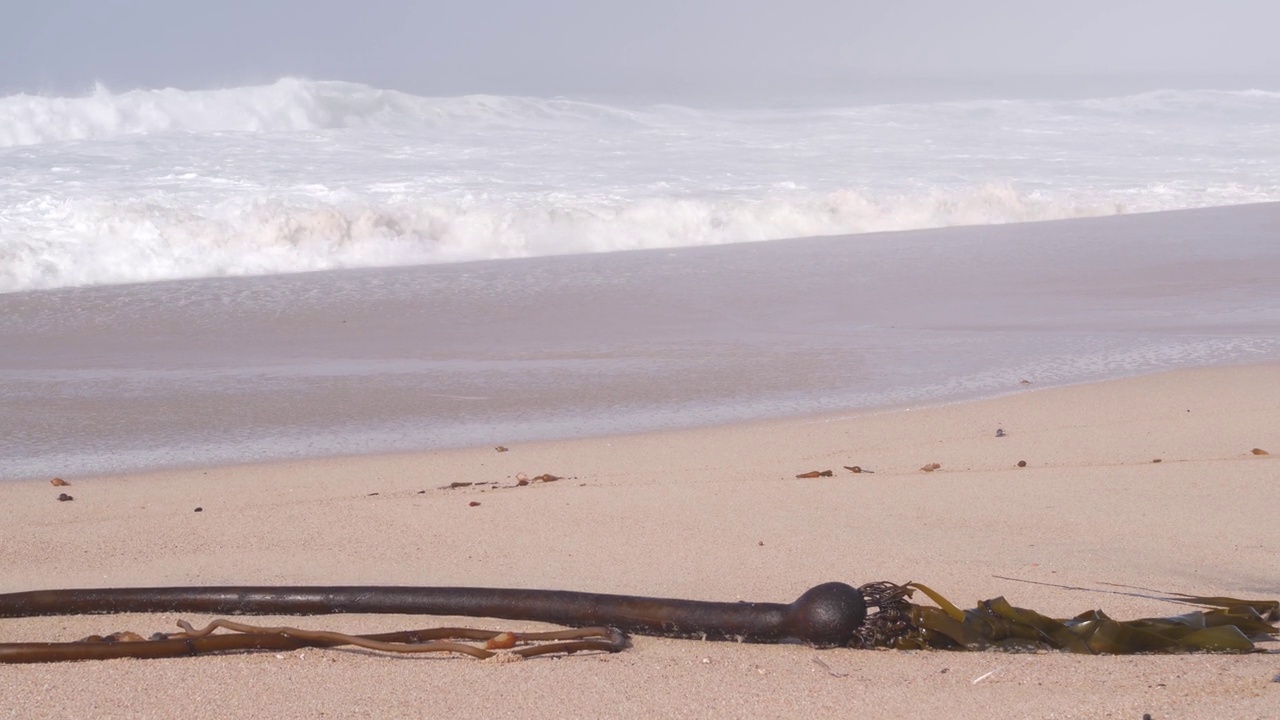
0,581,1274,663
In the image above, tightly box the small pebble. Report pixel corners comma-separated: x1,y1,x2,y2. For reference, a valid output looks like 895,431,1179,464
995,428,1006,437
469,501,481,507
495,446,508,452
1251,447,1269,455
194,507,203,512
56,493,73,502
51,478,70,487
1016,460,1027,468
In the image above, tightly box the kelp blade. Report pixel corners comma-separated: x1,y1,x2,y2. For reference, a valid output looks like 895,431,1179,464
890,584,1277,654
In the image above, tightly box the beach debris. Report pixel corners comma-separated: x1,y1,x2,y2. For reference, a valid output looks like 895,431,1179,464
0,619,625,663
1019,379,1032,385
513,472,561,485
484,632,518,650
495,446,508,453
812,656,848,677
0,581,1274,662
971,668,999,684
56,493,73,502
1251,448,1269,455
445,482,474,489
920,463,941,472
1016,461,1027,468
842,465,873,474
995,428,1006,438
796,470,834,478
468,501,481,507
50,478,70,487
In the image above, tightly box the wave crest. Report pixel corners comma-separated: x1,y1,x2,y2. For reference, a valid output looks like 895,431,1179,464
1,185,1139,292
4,78,1279,148
0,78,645,147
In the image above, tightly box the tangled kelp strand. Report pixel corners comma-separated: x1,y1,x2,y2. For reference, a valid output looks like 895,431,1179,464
0,581,1274,662
859,582,1278,653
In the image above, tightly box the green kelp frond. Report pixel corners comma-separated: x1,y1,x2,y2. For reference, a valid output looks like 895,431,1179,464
856,582,1279,653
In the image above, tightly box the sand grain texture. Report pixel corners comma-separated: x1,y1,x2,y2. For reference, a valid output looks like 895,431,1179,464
3,363,1279,719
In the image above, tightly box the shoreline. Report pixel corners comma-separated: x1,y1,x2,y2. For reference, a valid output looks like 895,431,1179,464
10,355,1279,487
3,361,1277,718
4,202,1280,482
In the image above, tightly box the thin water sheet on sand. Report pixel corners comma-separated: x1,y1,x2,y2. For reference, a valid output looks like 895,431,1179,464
2,203,1279,479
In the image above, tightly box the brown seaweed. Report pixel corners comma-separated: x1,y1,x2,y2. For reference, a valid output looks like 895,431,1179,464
859,583,1278,654
0,581,1273,663
0,621,626,663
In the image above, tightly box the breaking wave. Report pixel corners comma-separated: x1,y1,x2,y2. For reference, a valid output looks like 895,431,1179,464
3,78,1279,148
0,184,1196,293
3,79,1278,292
0,78,643,147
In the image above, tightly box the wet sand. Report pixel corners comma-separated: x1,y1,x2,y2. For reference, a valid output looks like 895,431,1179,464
4,202,1279,480
3,362,1278,719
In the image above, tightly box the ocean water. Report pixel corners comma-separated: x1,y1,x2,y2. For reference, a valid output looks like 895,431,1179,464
3,78,1279,292
2,80,1279,479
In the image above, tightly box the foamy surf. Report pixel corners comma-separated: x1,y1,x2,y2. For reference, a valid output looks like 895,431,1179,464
3,204,1278,479
2,79,1279,293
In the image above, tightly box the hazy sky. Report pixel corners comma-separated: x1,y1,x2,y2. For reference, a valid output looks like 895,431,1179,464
3,0,1278,95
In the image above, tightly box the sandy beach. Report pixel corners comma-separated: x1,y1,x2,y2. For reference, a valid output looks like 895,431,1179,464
3,361,1277,719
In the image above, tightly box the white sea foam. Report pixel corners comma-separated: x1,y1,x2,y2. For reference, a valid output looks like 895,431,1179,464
0,78,646,146
2,79,1279,292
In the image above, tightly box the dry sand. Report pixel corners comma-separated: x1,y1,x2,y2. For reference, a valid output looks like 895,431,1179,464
2,362,1278,719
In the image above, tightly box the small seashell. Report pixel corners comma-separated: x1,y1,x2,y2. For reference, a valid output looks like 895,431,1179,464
50,478,70,487
469,501,481,507
920,463,941,472
1016,460,1027,468
1251,448,1269,455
